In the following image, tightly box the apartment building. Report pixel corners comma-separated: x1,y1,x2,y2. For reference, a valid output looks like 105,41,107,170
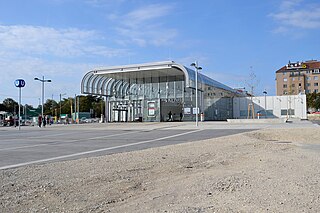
276,60,320,96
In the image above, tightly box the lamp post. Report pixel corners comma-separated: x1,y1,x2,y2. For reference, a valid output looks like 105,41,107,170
59,93,66,121
34,76,52,119
263,89,267,118
190,61,202,127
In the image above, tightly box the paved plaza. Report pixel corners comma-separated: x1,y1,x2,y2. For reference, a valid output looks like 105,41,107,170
0,121,317,170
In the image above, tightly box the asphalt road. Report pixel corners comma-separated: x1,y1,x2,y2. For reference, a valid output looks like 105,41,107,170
0,123,257,170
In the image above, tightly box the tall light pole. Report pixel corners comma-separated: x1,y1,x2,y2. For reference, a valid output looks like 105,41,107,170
60,93,66,120
263,89,267,118
190,61,202,127
34,76,52,119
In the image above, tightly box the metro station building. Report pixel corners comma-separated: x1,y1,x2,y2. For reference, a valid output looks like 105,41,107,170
81,61,246,122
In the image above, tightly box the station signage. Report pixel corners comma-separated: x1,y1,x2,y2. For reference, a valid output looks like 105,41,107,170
14,79,26,88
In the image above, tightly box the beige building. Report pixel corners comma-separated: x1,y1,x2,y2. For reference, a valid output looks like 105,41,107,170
276,60,320,96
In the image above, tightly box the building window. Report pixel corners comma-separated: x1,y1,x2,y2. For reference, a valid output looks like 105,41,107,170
306,90,310,94
314,83,319,87
314,76,319,80
307,70,311,74
291,84,295,87
281,109,295,116
240,110,248,117
283,90,287,95
292,77,295,81
266,110,273,117
298,77,301,81
299,83,302,87
313,69,320,73
283,84,287,88
315,89,319,93
307,83,311,87
307,77,311,81
283,78,287,82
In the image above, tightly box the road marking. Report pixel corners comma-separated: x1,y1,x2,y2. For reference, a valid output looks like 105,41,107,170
0,131,140,151
0,129,203,170
0,130,95,141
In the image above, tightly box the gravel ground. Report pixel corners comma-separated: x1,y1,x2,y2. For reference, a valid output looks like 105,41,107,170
1,127,320,213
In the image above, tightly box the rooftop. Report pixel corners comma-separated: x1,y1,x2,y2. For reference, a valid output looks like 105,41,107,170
276,60,320,73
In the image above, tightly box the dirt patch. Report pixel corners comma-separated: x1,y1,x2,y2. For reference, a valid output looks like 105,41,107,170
1,128,320,212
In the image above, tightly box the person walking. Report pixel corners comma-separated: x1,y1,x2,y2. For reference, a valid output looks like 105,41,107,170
168,111,172,121
38,114,42,128
180,112,183,122
43,115,47,127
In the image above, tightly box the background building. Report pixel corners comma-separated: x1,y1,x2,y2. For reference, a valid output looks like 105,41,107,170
276,60,320,96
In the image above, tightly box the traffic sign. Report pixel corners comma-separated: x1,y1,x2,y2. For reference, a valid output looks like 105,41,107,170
14,79,26,88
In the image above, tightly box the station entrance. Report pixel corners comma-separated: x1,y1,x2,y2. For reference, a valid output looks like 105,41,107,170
160,99,183,122
109,99,183,122
110,100,142,122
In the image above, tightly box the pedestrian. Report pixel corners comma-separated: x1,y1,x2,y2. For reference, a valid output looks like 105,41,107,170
180,112,183,122
168,111,172,121
43,115,47,127
38,114,42,128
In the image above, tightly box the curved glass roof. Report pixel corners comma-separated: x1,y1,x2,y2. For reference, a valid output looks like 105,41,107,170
81,61,240,96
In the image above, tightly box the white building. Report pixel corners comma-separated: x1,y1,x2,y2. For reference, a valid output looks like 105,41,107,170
233,94,307,120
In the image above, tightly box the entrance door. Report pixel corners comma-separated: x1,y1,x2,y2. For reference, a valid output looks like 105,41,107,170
111,100,142,122
160,100,183,121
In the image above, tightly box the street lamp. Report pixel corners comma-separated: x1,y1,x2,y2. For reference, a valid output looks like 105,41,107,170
59,93,66,120
190,61,202,127
34,76,52,119
263,89,267,118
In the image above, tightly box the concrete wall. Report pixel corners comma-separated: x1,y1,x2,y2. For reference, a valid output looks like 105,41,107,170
233,94,307,119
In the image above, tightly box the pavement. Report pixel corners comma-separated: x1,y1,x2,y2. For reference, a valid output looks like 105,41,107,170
0,120,318,170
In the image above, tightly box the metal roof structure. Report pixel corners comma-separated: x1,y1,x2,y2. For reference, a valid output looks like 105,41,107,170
81,61,238,97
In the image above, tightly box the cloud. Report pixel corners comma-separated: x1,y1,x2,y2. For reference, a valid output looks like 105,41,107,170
270,0,320,33
84,0,126,8
0,56,93,105
0,25,127,58
123,4,173,27
0,24,131,105
279,0,303,10
110,4,178,47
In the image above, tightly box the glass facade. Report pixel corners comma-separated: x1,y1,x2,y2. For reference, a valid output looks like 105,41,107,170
81,61,245,122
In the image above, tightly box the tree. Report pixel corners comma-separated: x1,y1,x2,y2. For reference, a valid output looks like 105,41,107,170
306,92,320,111
315,96,320,111
0,103,6,111
60,98,72,115
43,99,58,116
2,98,18,114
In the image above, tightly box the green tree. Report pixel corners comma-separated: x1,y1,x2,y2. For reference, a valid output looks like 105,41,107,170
307,92,320,111
43,99,58,116
0,103,5,111
2,98,18,114
315,96,320,111
60,98,72,115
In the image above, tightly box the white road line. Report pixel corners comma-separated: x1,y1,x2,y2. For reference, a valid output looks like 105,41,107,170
0,131,94,141
0,129,203,170
0,131,140,151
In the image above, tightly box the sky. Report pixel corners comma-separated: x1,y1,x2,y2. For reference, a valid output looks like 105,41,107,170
0,0,320,106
